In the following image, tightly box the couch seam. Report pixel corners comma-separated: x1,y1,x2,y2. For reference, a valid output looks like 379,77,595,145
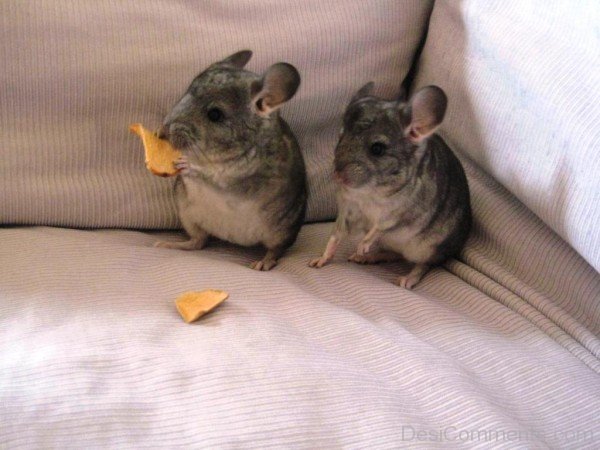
444,258,600,374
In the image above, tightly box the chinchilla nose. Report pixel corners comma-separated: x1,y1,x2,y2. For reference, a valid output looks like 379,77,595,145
156,124,168,140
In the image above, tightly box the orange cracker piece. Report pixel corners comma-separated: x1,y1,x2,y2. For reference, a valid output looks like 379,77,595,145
175,290,229,323
129,123,182,177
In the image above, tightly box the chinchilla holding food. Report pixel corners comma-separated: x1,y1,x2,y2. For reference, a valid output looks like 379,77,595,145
310,83,471,288
155,50,307,271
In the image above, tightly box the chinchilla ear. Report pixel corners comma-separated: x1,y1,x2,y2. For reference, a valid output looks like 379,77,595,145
402,86,447,143
250,62,300,117
349,81,375,104
218,50,253,69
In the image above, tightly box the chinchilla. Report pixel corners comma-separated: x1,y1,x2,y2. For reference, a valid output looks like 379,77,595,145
309,82,471,288
155,50,307,271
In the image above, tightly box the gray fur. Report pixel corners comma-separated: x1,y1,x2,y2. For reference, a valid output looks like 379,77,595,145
155,50,307,271
310,84,471,288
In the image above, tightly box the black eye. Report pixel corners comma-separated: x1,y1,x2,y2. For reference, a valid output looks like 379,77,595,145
207,107,224,122
369,142,386,157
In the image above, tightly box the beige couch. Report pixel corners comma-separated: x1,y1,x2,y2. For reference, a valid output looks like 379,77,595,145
1,1,599,448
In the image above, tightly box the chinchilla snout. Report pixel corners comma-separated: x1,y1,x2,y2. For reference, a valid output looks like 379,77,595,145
334,155,370,188
334,137,372,188
158,121,197,150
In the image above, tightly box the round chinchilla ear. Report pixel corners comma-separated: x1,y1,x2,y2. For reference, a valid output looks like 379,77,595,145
251,62,301,116
403,86,447,143
218,50,253,69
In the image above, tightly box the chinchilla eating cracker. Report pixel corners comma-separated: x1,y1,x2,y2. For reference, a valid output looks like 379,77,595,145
309,83,471,288
154,50,307,271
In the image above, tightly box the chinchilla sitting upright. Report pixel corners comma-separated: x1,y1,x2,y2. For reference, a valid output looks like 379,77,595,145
154,50,307,271
309,83,471,288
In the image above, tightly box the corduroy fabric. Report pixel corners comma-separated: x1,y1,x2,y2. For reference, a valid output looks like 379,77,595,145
1,154,599,449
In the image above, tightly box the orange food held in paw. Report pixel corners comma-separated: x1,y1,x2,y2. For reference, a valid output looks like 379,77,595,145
175,290,229,323
129,123,182,177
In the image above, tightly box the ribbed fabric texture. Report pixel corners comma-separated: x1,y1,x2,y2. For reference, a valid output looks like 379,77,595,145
453,152,600,363
413,0,600,272
0,0,432,226
1,155,599,449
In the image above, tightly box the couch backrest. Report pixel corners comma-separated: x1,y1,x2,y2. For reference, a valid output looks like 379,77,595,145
0,0,433,228
413,0,600,272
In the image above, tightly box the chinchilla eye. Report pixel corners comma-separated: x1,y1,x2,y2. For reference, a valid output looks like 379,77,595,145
207,107,224,122
369,142,386,157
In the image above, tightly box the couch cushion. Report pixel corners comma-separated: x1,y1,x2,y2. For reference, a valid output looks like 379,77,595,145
412,0,600,272
1,154,599,447
0,0,433,227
